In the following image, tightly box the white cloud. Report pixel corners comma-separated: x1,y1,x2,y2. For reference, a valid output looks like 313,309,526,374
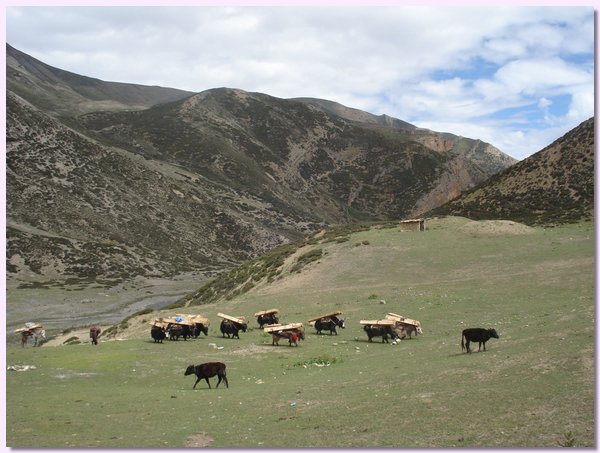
538,97,552,110
6,5,594,159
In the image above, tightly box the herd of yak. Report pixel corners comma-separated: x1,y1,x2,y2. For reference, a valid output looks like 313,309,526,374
143,311,500,388
21,310,496,389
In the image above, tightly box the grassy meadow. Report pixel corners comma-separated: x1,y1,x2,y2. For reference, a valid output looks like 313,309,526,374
6,217,594,447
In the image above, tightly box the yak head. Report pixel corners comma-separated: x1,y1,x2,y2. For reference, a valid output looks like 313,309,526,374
184,365,195,376
488,328,500,339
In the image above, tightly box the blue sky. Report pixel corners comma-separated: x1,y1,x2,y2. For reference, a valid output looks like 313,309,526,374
5,5,595,159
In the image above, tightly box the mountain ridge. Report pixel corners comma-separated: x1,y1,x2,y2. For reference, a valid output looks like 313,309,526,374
7,44,517,285
431,117,594,225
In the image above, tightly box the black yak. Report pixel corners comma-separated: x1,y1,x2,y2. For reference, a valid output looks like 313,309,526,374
257,313,279,328
461,328,499,353
151,326,167,343
220,319,247,339
314,316,345,335
167,324,192,341
364,325,399,343
184,362,229,389
193,323,209,338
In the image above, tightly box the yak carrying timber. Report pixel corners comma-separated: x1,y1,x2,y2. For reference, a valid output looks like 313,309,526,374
308,311,343,323
385,313,423,338
264,323,305,346
15,323,46,347
254,309,280,328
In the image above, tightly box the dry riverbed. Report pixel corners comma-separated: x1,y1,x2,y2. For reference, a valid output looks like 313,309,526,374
6,271,215,345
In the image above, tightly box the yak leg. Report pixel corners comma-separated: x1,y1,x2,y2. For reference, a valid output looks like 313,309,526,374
216,375,223,388
219,373,229,388
204,377,212,389
193,377,202,389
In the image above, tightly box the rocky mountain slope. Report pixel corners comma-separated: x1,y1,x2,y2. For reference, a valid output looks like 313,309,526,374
431,117,594,225
6,44,516,285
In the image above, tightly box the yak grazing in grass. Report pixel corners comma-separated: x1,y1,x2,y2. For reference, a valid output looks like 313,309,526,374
461,328,499,353
184,362,229,389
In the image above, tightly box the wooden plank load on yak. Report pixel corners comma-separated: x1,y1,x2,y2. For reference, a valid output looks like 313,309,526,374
386,312,421,327
254,308,280,328
15,322,46,347
217,313,248,339
148,319,168,329
254,308,279,317
359,319,396,326
386,313,423,339
308,311,343,323
264,323,305,346
263,322,304,333
186,315,210,326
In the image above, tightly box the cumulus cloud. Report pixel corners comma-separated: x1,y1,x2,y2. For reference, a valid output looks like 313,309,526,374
6,5,594,159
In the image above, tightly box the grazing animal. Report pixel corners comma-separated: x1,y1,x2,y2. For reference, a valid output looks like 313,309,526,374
397,323,422,339
220,319,247,339
364,325,398,343
461,328,499,353
184,362,229,389
89,326,101,345
272,329,305,346
193,323,209,338
257,313,279,328
151,326,167,343
21,327,46,347
314,316,345,335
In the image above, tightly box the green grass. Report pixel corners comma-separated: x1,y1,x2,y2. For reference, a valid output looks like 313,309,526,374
6,217,594,447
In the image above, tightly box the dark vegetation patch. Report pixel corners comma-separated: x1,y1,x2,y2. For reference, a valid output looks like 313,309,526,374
290,248,323,273
172,242,300,307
